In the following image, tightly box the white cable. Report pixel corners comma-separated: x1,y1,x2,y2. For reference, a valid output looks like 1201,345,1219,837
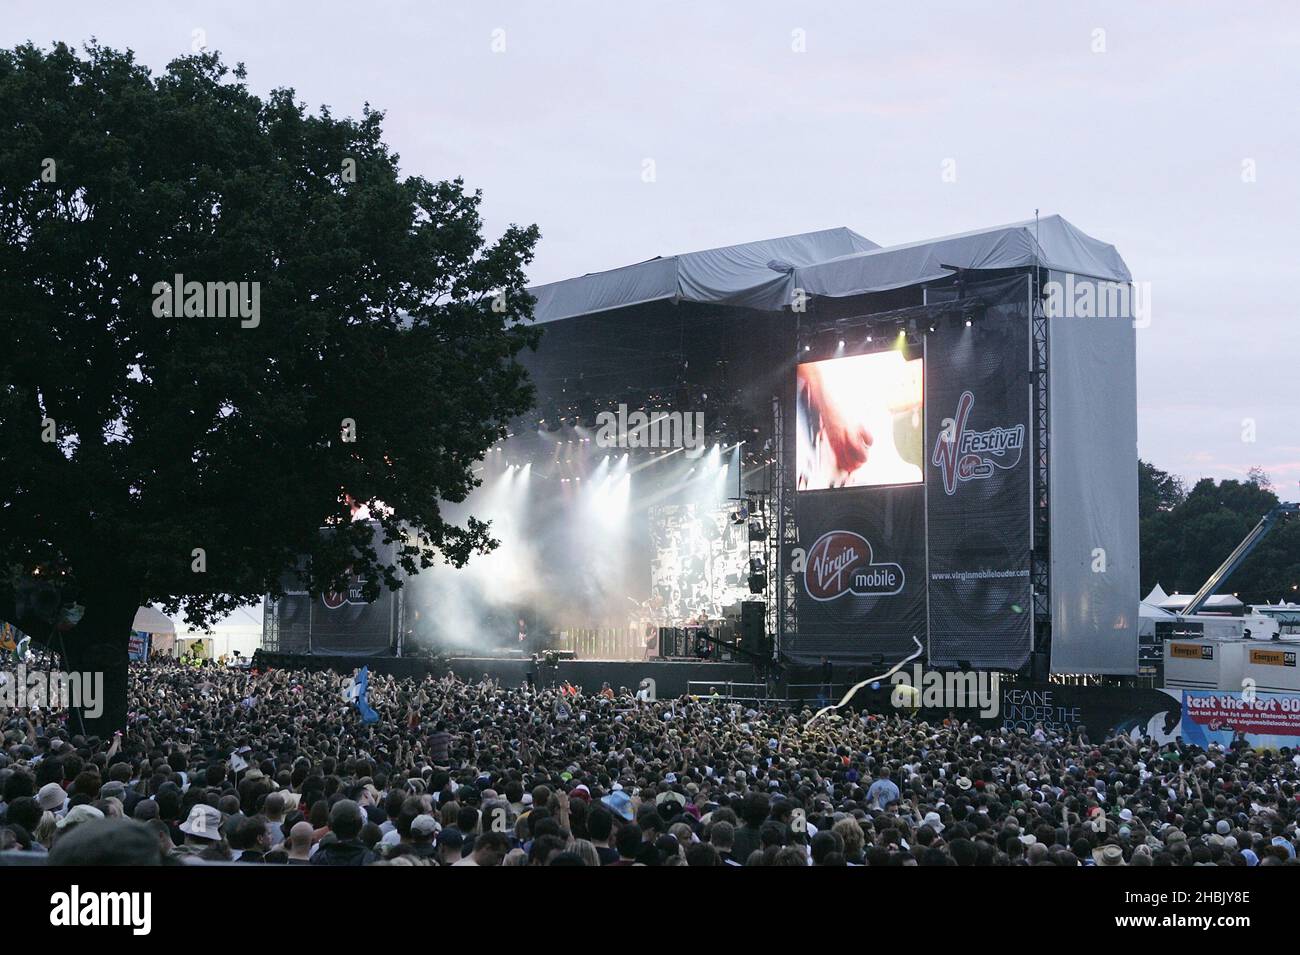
805,635,924,727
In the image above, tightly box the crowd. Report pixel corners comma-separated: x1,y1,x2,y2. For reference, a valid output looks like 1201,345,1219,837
1,658,1298,866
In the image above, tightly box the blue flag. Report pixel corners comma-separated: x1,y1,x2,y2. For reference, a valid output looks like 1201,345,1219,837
344,666,381,725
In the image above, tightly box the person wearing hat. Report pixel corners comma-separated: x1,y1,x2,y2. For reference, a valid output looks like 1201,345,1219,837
401,814,439,861
601,789,635,822
37,782,67,816
176,803,224,858
54,804,104,842
1092,843,1126,866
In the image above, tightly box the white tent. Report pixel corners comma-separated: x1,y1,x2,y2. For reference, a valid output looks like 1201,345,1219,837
1139,584,1174,637
131,605,176,657
173,601,264,660
132,605,176,634
1143,583,1169,606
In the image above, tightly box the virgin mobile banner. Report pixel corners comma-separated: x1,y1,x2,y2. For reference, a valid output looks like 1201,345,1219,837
273,527,398,656
790,486,926,664
925,279,1033,669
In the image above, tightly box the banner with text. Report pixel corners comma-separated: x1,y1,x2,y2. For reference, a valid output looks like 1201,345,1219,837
925,278,1033,669
789,485,926,664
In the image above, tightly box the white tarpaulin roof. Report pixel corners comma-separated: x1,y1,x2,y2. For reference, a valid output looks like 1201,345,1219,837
1159,594,1244,613
793,215,1130,299
528,215,1129,323
528,227,878,324
1144,583,1170,605
132,605,176,635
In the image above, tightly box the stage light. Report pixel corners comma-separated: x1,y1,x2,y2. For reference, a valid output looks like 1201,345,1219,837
965,318,972,327
866,335,873,343
837,339,845,348
803,344,811,352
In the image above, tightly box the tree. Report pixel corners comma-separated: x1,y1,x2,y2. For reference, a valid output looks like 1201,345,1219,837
0,42,540,733
1138,462,1300,605
1137,460,1185,522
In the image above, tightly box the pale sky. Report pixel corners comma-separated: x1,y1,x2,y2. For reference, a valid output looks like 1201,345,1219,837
6,1,1298,490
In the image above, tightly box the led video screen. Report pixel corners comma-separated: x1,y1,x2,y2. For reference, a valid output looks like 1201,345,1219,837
796,350,924,490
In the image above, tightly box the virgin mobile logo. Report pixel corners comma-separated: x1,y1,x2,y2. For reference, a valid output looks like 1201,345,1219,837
322,578,371,610
804,531,904,601
932,391,1024,495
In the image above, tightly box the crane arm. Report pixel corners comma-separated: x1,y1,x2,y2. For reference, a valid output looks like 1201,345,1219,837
1182,502,1298,617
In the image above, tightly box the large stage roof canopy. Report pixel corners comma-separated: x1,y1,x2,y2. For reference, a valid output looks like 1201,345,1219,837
528,214,1131,323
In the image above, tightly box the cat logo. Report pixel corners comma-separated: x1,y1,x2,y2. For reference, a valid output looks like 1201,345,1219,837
1249,648,1297,668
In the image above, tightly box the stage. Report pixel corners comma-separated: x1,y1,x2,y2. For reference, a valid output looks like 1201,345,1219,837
263,216,1139,681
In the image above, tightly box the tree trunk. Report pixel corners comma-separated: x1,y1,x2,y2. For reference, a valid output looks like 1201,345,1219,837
57,588,138,737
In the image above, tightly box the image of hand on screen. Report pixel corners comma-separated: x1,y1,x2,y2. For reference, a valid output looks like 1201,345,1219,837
797,350,923,490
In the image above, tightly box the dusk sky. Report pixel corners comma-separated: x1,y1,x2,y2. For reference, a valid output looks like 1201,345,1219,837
7,1,1297,490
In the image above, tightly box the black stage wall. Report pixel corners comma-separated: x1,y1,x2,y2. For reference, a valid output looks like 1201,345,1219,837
270,527,399,657
785,275,1033,670
924,276,1032,669
253,652,757,699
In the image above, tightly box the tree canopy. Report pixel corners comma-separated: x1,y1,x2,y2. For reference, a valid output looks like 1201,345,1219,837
1139,461,1300,604
0,42,540,731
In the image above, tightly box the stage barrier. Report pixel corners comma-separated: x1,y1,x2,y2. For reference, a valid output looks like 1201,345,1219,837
551,627,647,661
